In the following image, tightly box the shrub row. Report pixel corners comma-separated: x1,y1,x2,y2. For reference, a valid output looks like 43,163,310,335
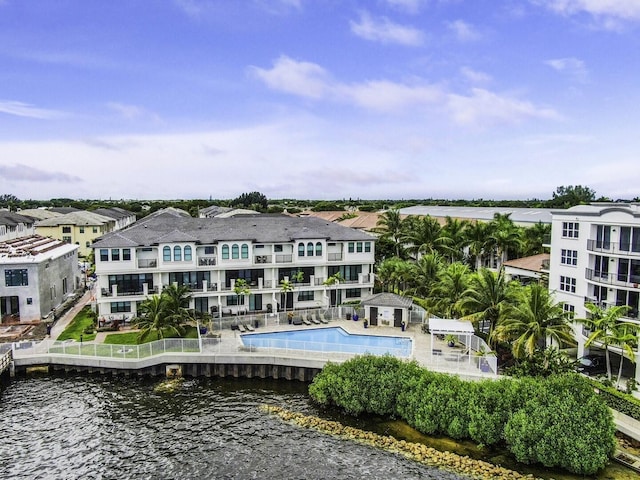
587,378,640,421
308,355,616,475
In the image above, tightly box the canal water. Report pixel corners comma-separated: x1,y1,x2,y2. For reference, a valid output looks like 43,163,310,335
0,374,635,480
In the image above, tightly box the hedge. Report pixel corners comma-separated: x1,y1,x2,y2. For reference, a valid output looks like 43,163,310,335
587,378,640,421
309,355,616,475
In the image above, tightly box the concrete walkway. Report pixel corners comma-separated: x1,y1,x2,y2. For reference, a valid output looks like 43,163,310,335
50,286,96,340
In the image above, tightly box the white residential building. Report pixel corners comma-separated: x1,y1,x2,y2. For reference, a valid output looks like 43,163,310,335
549,203,640,381
92,213,376,321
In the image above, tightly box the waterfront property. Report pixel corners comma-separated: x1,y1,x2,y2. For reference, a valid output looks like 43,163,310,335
549,203,640,382
91,212,376,324
0,235,79,324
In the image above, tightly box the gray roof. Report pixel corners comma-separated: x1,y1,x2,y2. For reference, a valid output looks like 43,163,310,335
552,202,640,218
399,205,555,225
0,211,35,227
360,293,413,309
92,212,376,248
93,207,136,220
199,205,232,216
35,211,115,227
16,209,62,220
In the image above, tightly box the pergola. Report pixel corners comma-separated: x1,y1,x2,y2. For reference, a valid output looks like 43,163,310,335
428,317,475,364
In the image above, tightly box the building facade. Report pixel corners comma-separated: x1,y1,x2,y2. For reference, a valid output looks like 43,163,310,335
0,235,79,323
0,211,35,242
92,213,376,322
548,203,640,380
35,211,116,257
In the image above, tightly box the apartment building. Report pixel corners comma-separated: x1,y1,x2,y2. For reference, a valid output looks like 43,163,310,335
548,203,640,380
92,213,376,321
35,211,116,257
0,235,79,323
0,211,35,242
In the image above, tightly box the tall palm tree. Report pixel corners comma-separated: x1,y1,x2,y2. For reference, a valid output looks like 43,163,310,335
233,278,251,313
162,283,192,324
491,284,575,359
522,221,551,256
578,303,632,381
431,262,470,318
375,209,407,258
465,221,491,271
402,215,449,259
459,268,517,342
134,294,178,341
441,216,469,262
411,253,444,298
280,279,294,313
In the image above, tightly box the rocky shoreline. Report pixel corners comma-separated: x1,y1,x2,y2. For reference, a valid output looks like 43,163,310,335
261,405,541,480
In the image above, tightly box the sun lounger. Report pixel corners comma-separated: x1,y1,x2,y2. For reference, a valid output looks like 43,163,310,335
244,323,255,332
321,312,330,323
238,324,246,333
308,314,320,325
302,317,312,326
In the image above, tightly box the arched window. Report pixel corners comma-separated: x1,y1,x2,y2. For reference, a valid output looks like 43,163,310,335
307,242,314,256
222,244,229,260
173,246,182,261
241,244,249,259
232,244,239,259
184,245,192,261
163,246,171,262
298,242,305,257
315,242,322,256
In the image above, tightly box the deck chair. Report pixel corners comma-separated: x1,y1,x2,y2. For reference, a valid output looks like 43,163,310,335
244,322,255,332
308,314,320,325
238,324,246,333
302,316,312,326
316,311,328,324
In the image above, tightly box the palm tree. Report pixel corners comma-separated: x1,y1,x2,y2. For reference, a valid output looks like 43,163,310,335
162,283,192,324
402,215,449,259
465,221,491,271
134,294,180,341
375,209,406,258
280,279,294,315
487,214,522,269
411,253,444,298
459,268,517,343
611,322,639,388
440,216,469,262
522,221,551,256
233,278,251,313
491,284,575,359
431,262,470,318
578,303,632,381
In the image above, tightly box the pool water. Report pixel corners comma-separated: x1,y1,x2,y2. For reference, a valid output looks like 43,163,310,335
241,326,412,357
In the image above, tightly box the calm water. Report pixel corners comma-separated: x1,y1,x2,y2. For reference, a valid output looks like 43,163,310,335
0,375,460,480
241,326,412,356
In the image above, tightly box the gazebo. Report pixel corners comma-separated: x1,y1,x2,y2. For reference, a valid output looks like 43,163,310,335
428,317,475,364
360,293,413,328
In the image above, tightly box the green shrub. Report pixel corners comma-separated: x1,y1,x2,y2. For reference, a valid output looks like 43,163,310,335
309,357,615,475
587,378,640,421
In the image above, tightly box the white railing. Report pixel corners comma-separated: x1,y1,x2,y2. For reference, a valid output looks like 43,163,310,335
237,338,412,358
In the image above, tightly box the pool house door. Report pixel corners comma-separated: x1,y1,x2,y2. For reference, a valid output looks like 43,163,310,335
369,307,378,326
393,309,402,327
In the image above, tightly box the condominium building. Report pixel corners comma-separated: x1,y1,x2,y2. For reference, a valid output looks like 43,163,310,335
548,203,640,380
91,213,376,321
0,211,35,242
35,211,117,257
0,235,79,323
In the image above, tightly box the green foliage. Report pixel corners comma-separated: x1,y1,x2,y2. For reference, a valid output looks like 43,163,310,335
230,191,268,211
548,185,596,208
311,201,343,211
309,356,615,475
586,377,640,421
503,347,576,377
57,306,98,342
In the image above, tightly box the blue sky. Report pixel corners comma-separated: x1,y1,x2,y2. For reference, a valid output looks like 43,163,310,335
1,0,639,201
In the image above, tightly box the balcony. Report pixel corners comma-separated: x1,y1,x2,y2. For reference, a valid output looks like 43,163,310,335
587,239,640,257
275,254,293,263
254,254,272,265
586,268,640,288
328,253,343,261
137,259,158,268
198,256,217,266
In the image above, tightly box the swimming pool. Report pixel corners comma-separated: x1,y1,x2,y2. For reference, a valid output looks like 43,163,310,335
240,327,412,357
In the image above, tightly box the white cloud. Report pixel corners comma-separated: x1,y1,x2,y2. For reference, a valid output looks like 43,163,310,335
447,19,482,42
251,57,559,127
0,100,65,120
248,56,330,99
545,57,588,82
460,66,492,84
384,0,429,14
350,12,425,46
534,0,640,28
447,88,560,125
107,102,162,123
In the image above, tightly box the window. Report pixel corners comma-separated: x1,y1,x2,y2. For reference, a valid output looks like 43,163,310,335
194,297,208,313
204,246,215,255
184,246,192,261
364,242,371,253
100,249,109,261
348,242,355,253
620,227,640,253
85,241,91,248
274,245,283,253
345,288,361,299
356,242,363,253
222,244,229,260
315,242,322,256
297,290,314,302
93,227,98,233
560,249,577,266
79,227,85,233
62,226,71,233
122,248,131,261
111,249,120,261
163,246,171,262
173,246,182,261
111,301,132,313
562,222,579,238
241,244,249,259
595,225,611,249
227,295,241,306
563,303,575,317
62,236,71,243
26,297,32,305
560,276,576,293
62,277,68,295
231,244,239,259
298,243,305,257
594,255,609,278
5,269,28,286
307,242,314,256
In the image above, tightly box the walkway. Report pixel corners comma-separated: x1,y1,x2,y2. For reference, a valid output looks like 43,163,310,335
50,286,96,340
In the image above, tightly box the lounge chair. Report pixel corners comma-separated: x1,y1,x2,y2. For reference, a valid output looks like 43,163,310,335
315,311,328,324
321,312,331,323
244,323,255,332
238,324,246,333
308,314,320,325
302,317,312,326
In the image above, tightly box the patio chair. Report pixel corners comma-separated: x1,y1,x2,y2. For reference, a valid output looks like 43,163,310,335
302,317,312,326
308,314,320,325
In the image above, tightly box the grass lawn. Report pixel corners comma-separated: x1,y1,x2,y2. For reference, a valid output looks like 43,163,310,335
57,306,97,342
104,326,198,345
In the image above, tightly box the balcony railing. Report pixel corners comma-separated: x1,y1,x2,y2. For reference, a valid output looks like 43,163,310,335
275,254,293,263
254,255,272,264
327,253,343,261
587,239,640,256
586,268,640,287
198,256,217,266
137,259,158,268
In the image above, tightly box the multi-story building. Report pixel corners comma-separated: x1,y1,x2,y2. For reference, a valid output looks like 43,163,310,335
92,213,376,321
0,211,35,242
93,207,137,231
0,235,79,323
548,203,640,380
35,211,116,257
